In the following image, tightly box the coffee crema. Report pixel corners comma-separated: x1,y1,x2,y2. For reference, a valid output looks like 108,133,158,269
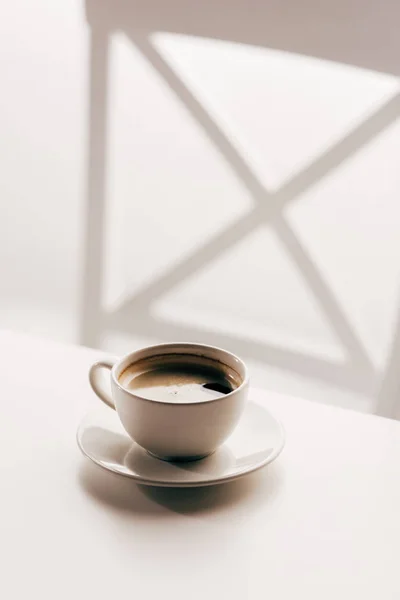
118,354,241,403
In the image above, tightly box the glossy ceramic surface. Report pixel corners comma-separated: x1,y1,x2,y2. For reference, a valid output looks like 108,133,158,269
77,399,285,487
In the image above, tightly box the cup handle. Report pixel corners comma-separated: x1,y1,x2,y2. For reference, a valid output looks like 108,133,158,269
89,357,118,410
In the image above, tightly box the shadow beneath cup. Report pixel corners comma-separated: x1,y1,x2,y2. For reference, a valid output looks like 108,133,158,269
77,457,282,517
127,444,236,477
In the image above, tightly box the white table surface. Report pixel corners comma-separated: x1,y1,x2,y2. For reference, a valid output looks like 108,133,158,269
1,331,399,599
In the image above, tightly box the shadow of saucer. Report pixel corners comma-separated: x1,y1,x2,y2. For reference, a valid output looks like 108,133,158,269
141,464,282,515
78,456,282,517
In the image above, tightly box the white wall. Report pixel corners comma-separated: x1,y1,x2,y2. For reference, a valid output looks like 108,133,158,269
0,0,87,339
1,0,399,414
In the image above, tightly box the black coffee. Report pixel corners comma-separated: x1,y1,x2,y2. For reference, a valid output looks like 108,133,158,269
118,354,241,403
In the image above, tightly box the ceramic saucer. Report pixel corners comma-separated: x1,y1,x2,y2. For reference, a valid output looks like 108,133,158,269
77,399,285,487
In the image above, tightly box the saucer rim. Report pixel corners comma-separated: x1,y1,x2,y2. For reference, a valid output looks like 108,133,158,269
76,403,285,488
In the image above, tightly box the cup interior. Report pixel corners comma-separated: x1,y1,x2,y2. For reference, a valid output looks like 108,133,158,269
113,343,247,402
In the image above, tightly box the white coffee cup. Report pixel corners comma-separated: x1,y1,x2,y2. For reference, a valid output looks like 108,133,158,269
89,343,249,461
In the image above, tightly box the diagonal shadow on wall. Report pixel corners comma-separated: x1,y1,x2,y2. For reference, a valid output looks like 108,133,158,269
80,0,400,405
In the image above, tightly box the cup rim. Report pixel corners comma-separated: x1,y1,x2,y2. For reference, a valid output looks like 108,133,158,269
111,342,249,406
